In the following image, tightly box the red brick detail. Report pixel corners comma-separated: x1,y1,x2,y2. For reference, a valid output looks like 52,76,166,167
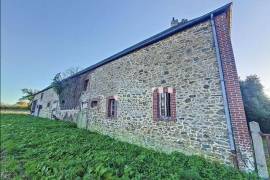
153,88,159,121
170,88,177,120
214,12,254,167
152,87,176,121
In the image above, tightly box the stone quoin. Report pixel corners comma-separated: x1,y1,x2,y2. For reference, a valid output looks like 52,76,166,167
31,3,255,172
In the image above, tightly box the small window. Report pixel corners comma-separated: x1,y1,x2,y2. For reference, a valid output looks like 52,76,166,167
153,87,176,121
61,100,65,104
41,93,44,100
47,102,51,107
159,92,171,118
107,98,117,118
83,79,89,91
81,102,88,109
91,101,98,108
31,100,37,113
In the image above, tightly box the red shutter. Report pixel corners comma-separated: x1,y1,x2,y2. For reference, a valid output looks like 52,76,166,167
170,88,176,121
153,88,159,121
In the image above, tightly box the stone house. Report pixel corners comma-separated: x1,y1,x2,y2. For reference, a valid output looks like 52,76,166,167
31,3,255,172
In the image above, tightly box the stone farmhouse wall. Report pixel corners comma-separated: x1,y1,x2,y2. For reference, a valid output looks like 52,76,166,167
33,20,234,165
32,6,255,171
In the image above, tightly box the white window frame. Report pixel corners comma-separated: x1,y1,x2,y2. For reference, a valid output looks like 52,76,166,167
159,92,171,118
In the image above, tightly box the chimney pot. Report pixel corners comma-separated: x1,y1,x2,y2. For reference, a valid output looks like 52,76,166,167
171,17,179,27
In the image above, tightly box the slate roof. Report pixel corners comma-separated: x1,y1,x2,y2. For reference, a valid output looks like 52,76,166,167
34,3,232,95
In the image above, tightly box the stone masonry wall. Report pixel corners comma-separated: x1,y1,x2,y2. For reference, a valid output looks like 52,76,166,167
32,88,59,119
59,73,89,110
33,20,234,165
32,88,79,122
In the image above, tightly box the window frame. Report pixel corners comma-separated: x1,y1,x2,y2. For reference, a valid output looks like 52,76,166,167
91,100,98,108
153,87,176,121
83,79,89,91
107,96,117,118
81,101,88,109
31,100,37,113
159,92,171,118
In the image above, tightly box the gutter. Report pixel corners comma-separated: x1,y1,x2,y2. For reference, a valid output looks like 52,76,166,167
210,14,236,152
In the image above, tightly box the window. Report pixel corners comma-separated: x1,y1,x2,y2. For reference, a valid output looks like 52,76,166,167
31,100,37,113
61,100,65,104
41,93,44,100
37,105,42,116
107,97,117,118
91,101,98,108
47,102,51,107
159,92,171,117
81,101,88,109
153,87,176,121
83,79,89,91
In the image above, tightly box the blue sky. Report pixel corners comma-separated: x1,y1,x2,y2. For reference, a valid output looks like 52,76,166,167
1,0,270,104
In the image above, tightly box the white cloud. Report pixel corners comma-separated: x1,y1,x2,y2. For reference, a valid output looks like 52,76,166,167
264,87,270,98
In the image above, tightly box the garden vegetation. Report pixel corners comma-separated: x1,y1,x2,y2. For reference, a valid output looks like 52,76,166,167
240,75,270,133
0,114,258,179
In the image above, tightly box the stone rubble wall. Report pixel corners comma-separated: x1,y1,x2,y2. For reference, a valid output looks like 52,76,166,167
32,88,58,119
33,20,234,166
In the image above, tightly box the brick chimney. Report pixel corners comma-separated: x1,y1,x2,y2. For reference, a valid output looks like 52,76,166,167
171,17,179,27
171,18,188,27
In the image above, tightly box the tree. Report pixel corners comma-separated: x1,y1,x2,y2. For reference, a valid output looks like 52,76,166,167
51,67,81,95
240,75,270,133
51,73,63,95
61,67,81,78
20,88,39,109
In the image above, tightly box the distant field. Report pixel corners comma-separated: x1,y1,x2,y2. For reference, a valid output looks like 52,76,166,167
0,109,29,114
0,114,257,179
0,105,29,115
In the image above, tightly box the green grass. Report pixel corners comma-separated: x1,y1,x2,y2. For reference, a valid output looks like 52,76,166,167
0,114,257,179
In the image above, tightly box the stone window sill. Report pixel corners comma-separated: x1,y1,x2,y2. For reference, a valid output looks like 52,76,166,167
157,117,176,122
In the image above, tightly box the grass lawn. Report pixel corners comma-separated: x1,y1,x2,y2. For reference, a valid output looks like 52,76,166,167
0,114,257,179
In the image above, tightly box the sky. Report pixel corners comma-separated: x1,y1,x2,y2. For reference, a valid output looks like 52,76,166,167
1,0,270,104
